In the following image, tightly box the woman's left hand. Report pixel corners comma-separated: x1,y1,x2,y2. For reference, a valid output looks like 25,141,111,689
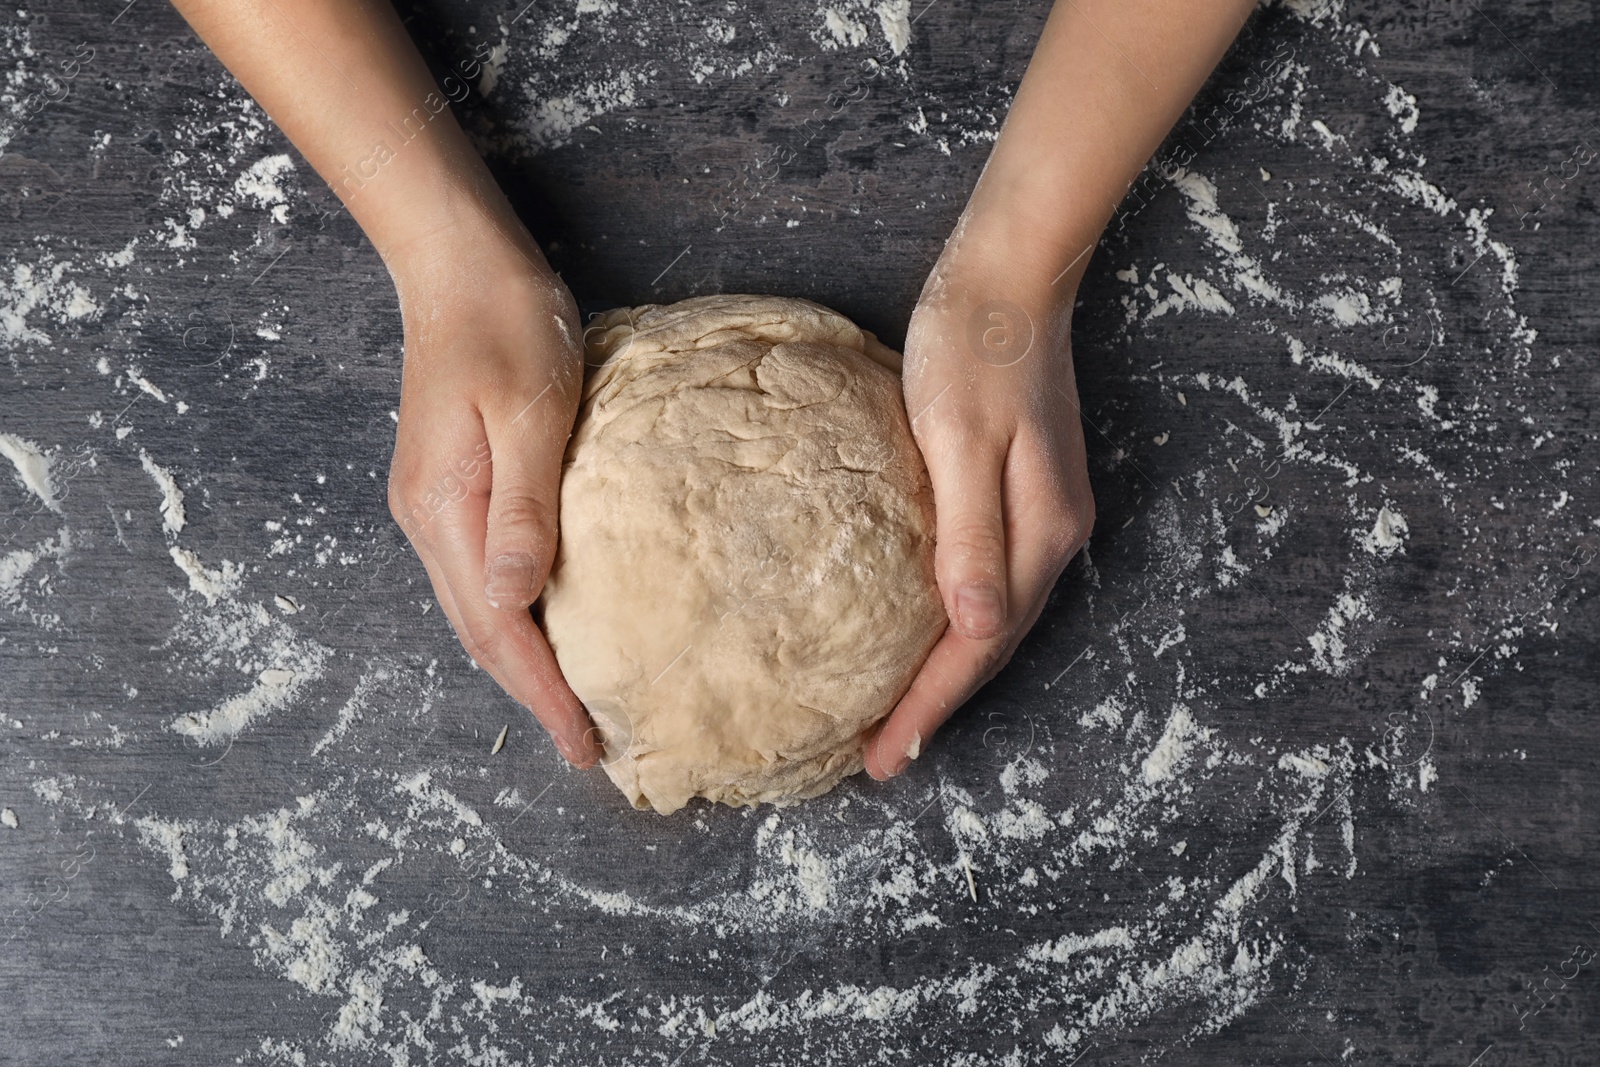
864,230,1095,779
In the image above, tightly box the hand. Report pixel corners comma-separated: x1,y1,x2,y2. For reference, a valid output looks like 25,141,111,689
864,229,1095,779
384,214,602,768
167,0,610,767
854,0,1251,782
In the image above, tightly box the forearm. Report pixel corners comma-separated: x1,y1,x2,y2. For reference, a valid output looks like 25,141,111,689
959,0,1257,291
169,0,532,270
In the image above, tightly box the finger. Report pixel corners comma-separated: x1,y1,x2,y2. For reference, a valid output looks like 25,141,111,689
481,383,569,611
420,524,601,768
866,434,1090,779
405,459,600,768
863,566,1058,778
920,419,1011,641
864,628,992,780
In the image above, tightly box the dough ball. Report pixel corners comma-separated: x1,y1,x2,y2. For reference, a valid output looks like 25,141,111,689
540,295,947,815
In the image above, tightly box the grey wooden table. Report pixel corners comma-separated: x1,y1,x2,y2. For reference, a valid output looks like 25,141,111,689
2,1,1597,1064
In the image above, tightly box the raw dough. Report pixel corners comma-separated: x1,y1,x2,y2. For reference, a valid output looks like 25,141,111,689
540,295,946,815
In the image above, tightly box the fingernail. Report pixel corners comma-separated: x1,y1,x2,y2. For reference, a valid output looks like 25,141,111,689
484,553,537,608
955,583,1004,638
877,729,915,778
890,736,921,777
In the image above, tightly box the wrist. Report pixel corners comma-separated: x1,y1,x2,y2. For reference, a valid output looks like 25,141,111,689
382,187,544,279
381,192,563,327
331,117,544,286
387,221,580,372
934,198,1084,315
955,167,1105,301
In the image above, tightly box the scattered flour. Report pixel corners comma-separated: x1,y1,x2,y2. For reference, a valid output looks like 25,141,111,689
167,546,241,605
1142,706,1199,784
1359,505,1409,557
0,432,62,512
820,7,870,49
139,449,186,536
0,531,64,607
875,0,912,55
0,257,100,346
1383,84,1419,135
233,154,297,225
1307,593,1375,674
168,665,309,746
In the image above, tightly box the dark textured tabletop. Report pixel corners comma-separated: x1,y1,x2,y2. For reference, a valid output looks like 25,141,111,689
2,0,1598,1064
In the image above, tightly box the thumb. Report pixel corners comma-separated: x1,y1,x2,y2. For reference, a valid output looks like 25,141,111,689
923,424,1010,641
482,394,566,611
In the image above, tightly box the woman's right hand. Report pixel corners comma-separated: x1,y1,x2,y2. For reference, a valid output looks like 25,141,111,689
385,212,602,767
